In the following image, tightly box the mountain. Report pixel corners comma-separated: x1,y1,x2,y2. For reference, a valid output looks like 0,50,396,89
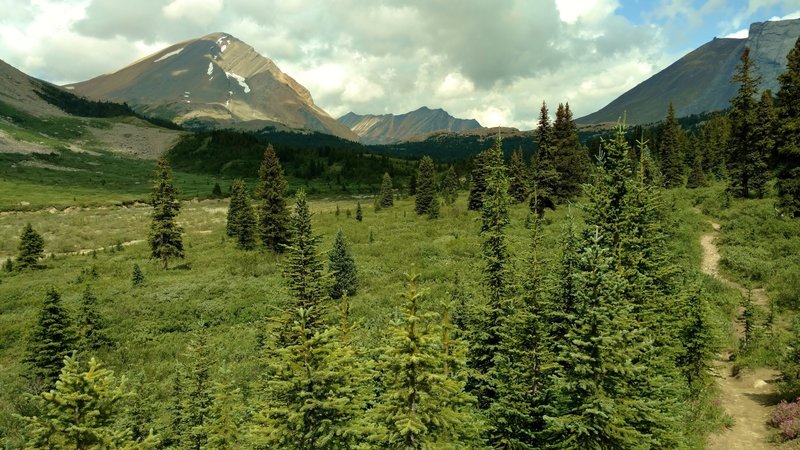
338,107,481,144
578,18,800,125
66,32,357,141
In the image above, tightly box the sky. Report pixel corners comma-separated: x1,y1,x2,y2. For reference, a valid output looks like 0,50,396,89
1,0,800,129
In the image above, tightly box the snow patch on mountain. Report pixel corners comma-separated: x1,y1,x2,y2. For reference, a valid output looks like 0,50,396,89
207,62,213,76
225,72,250,93
154,47,184,62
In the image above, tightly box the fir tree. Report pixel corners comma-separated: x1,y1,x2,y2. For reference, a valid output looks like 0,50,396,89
25,288,75,389
466,137,510,410
750,90,775,198
415,156,437,215
211,182,222,198
356,201,363,222
283,189,328,338
677,283,717,390
443,165,460,205
132,263,144,286
468,150,491,211
367,274,485,449
16,223,44,270
203,379,242,450
148,157,184,270
257,144,291,252
507,148,528,203
776,37,800,216
180,334,214,450
329,229,358,299
552,102,591,201
686,153,707,189
379,172,395,208
727,47,762,198
21,355,156,449
226,179,256,250
739,291,757,354
76,286,111,353
530,101,559,217
408,171,417,196
658,102,685,188
699,114,731,178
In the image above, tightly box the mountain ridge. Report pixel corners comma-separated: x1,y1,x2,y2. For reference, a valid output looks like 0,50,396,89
338,106,481,144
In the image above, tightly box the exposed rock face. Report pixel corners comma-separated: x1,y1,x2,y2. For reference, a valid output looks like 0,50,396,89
578,18,800,125
0,59,68,117
339,106,481,144
67,33,357,140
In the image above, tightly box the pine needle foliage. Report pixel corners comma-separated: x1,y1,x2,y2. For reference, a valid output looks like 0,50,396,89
508,148,529,203
329,228,358,299
148,157,184,270
379,172,395,208
658,102,685,188
777,37,800,216
468,150,491,211
443,165,460,206
727,47,763,198
76,285,112,353
25,287,75,390
257,144,291,252
415,156,437,215
226,179,256,250
16,223,44,270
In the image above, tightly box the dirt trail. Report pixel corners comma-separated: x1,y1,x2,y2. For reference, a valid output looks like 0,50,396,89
703,220,781,450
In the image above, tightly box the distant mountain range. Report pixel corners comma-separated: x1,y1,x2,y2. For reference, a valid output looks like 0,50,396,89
338,107,481,145
65,32,357,140
578,18,800,125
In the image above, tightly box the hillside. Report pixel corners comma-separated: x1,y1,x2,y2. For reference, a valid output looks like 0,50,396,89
67,32,357,141
579,18,800,124
339,106,481,144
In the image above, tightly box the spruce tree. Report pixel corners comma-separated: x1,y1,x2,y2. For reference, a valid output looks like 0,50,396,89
203,380,242,449
552,102,591,201
468,150,491,211
21,355,156,449
699,114,731,179
211,182,222,198
226,179,256,250
443,165,460,205
25,287,75,389
415,156,437,215
379,172,395,208
185,335,214,450
148,157,184,270
466,136,510,410
257,144,291,252
16,223,44,270
408,172,417,196
76,286,112,353
750,90,775,198
677,283,717,390
658,102,685,188
367,274,485,448
329,229,358,299
507,148,528,203
686,153,707,188
776,37,800,217
727,47,762,198
356,201,363,222
132,263,144,286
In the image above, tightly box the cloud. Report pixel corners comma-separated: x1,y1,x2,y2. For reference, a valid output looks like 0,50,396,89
162,0,224,25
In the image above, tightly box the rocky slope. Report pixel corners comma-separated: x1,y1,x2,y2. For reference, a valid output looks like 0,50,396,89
578,18,800,125
339,107,481,144
67,32,357,141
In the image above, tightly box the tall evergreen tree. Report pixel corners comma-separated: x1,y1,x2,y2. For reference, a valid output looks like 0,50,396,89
356,201,363,222
552,102,591,201
21,355,156,449
329,229,358,299
776,37,800,217
443,165,460,205
466,137,510,410
699,114,731,178
367,274,485,449
727,47,762,198
182,334,214,450
76,286,111,353
25,288,75,389
203,380,242,450
226,179,256,250
750,90,775,198
468,150,491,211
16,223,44,270
507,148,528,203
379,172,395,208
149,157,184,270
686,153,707,189
415,156,437,215
658,102,685,188
677,283,717,390
257,144,291,251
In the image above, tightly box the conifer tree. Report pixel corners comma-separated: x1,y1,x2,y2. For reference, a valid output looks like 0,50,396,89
443,165,460,205
16,223,44,270
283,189,328,337
699,115,731,178
329,229,358,299
25,288,75,389
658,102,685,188
379,172,395,208
507,148,528,203
211,182,222,198
76,286,111,353
552,102,591,201
776,37,800,216
367,274,485,448
415,156,437,215
677,283,717,390
530,101,559,217
180,334,214,450
687,153,707,188
408,172,417,196
203,380,242,450
226,179,256,250
149,157,184,270
468,150,491,211
257,144,291,252
132,263,144,286
21,355,156,449
750,90,775,198
466,137,510,410
727,47,762,198
356,201,363,222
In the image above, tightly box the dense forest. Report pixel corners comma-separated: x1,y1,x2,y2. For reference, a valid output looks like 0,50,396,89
0,35,799,450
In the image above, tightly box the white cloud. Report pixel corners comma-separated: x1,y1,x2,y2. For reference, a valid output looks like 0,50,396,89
724,28,749,38
435,72,475,100
162,0,223,25
556,0,619,24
